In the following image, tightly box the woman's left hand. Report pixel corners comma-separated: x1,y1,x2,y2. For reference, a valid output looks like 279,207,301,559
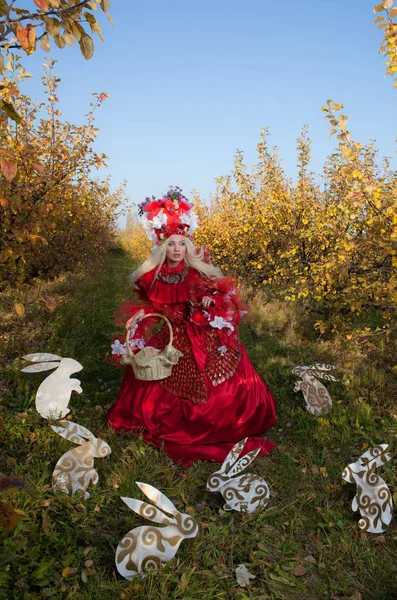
201,296,215,308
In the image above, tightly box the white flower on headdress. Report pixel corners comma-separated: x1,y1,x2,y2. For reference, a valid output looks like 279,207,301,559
181,210,198,233
209,316,234,331
111,339,128,355
217,345,227,355
152,210,168,230
180,212,191,225
142,219,157,242
189,211,198,233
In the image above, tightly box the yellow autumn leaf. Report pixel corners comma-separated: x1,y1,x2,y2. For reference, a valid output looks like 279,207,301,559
16,24,37,55
374,3,386,12
14,303,25,317
338,115,348,129
40,33,51,52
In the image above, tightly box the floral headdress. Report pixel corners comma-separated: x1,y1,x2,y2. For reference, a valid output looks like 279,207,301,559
138,186,198,245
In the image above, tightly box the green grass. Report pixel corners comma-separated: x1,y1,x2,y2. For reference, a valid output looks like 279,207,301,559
0,249,396,600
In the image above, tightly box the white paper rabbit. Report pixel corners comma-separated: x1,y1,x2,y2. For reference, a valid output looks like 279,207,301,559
116,482,198,580
292,363,338,415
51,420,111,500
342,444,393,533
206,438,270,513
21,353,83,419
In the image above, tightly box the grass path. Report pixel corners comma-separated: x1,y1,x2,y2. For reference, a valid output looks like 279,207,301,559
0,249,396,600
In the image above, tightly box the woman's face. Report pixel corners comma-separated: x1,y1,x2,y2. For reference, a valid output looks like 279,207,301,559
165,235,187,265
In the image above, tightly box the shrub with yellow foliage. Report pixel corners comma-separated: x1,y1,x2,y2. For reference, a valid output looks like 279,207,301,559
118,212,152,264
374,0,397,87
0,57,126,286
194,104,397,314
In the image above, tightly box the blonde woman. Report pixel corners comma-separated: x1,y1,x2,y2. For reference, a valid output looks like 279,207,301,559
108,187,276,465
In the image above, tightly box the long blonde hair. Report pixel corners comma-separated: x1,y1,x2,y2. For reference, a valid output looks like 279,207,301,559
130,235,223,284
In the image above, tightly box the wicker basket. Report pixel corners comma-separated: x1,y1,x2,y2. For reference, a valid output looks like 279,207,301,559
120,313,183,381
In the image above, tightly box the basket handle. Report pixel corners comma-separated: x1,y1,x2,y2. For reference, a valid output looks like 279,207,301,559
125,313,174,357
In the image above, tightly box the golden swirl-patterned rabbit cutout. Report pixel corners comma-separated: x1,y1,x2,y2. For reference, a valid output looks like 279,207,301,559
342,444,393,533
51,421,111,500
292,363,338,415
207,438,270,513
21,353,83,419
115,483,198,580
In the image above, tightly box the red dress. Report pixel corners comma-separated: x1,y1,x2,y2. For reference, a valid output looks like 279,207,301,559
107,261,277,465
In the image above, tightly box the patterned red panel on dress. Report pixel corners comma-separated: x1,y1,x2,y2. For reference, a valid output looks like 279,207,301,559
153,323,208,404
204,329,241,387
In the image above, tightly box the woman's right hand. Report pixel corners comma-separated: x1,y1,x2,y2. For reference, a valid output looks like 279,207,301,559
126,309,145,330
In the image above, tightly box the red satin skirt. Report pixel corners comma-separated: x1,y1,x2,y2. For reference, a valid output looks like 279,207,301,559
107,345,277,465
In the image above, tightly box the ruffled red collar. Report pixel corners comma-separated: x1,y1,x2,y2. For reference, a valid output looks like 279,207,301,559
138,265,199,304
159,260,185,276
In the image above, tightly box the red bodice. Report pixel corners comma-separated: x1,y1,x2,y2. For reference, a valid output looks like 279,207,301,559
109,262,248,403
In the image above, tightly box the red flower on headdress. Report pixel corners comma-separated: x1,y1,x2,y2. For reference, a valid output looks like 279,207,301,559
140,187,198,244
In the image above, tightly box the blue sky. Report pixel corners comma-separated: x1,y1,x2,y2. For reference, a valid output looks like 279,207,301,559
18,1,396,225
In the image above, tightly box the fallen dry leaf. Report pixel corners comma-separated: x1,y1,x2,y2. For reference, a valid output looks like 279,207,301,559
303,555,317,564
0,501,21,532
62,567,78,579
293,565,308,577
41,295,56,312
0,476,24,493
374,536,386,544
257,542,266,551
14,303,25,317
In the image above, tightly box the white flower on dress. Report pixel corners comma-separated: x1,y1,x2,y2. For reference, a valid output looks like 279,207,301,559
111,339,128,355
209,316,234,331
217,345,227,355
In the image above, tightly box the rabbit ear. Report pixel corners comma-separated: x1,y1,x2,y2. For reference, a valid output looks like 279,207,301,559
227,447,261,478
217,438,248,475
342,465,356,483
51,424,86,445
121,497,172,524
311,363,336,372
23,353,63,362
21,361,60,373
136,482,179,516
58,420,96,442
361,445,392,469
308,370,338,383
292,366,308,379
